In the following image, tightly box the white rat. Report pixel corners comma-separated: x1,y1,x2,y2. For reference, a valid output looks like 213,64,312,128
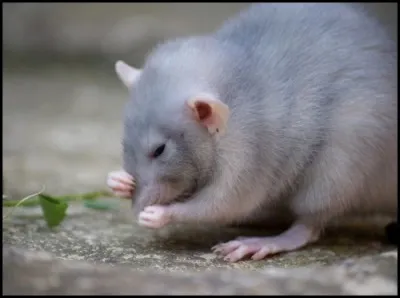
107,3,397,262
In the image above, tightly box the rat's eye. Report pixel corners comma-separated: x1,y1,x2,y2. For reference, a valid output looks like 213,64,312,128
151,144,166,159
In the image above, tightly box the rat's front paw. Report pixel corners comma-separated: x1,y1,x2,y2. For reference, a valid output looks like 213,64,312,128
138,205,172,229
107,170,136,198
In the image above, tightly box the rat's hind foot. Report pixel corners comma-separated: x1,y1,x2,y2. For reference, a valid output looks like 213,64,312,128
107,170,135,198
211,222,319,262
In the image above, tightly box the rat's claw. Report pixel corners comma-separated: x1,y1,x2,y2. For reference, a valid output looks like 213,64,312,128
107,170,135,198
211,224,316,262
250,245,281,260
212,240,242,255
108,170,135,186
223,244,263,262
212,238,273,262
107,178,133,190
138,205,171,229
212,237,264,255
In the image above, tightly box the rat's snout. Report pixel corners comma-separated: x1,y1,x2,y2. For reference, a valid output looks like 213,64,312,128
133,179,183,213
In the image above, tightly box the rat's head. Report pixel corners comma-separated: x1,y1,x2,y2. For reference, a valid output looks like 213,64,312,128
114,42,230,213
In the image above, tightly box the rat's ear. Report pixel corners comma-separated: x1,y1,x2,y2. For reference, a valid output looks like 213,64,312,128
187,95,230,135
115,60,141,88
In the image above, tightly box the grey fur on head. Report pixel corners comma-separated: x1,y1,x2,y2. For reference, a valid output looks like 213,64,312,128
116,3,397,231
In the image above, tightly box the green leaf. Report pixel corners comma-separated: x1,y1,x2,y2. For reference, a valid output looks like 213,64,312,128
83,199,116,211
38,194,68,228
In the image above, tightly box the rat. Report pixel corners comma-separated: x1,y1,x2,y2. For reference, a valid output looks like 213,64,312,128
106,3,397,262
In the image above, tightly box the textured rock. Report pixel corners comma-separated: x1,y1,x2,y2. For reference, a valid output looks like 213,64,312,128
2,199,396,270
3,197,397,295
2,245,397,295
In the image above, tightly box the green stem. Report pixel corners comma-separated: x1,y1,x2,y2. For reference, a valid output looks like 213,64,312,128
2,190,113,207
3,186,46,220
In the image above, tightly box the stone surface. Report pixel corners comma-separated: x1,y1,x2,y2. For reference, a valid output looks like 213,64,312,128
2,199,395,270
2,243,397,295
3,199,398,294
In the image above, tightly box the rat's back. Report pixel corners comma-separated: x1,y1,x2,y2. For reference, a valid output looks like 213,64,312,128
214,3,396,98
211,3,397,217
215,3,395,59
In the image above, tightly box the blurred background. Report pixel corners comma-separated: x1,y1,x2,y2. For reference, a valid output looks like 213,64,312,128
2,3,398,199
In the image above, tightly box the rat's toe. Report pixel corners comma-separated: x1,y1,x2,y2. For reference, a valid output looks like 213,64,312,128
223,244,260,262
138,205,170,229
108,170,135,186
212,241,242,255
108,179,133,191
250,245,280,260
